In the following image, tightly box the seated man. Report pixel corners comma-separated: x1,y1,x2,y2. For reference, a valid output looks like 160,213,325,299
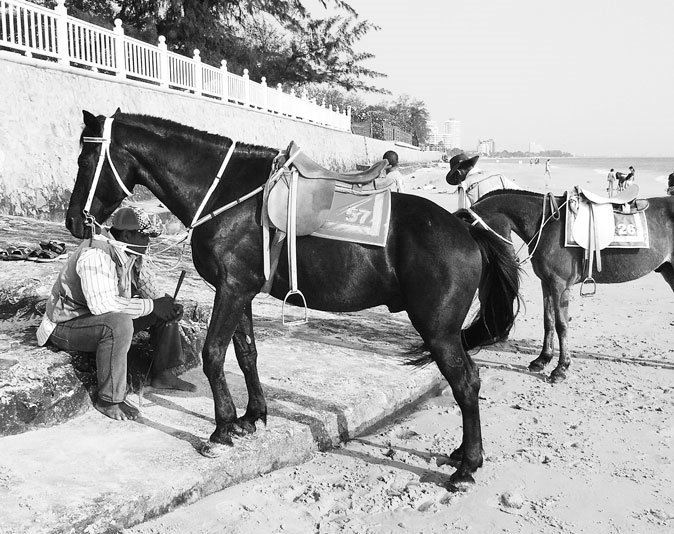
36,207,196,421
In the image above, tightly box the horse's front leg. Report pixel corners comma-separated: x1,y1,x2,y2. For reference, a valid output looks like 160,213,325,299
529,280,556,372
549,281,573,383
200,288,247,457
231,300,267,434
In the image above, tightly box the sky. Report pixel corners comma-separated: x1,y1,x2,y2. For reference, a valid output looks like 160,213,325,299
338,0,674,156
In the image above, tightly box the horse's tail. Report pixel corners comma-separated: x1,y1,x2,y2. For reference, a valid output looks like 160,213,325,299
461,224,521,351
404,223,521,368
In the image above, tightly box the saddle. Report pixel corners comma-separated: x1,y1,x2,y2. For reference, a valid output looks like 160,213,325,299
569,184,649,296
261,142,389,323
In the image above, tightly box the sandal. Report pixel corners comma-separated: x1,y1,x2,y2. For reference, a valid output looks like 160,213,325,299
40,241,67,256
35,249,64,263
4,246,31,261
26,248,42,261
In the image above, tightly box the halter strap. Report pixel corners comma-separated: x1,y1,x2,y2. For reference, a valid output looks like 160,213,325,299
189,140,238,229
82,117,133,223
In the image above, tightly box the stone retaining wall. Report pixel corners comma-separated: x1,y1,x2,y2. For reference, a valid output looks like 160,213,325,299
0,53,440,220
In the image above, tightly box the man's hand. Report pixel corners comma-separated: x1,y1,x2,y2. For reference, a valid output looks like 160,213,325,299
153,295,178,321
172,302,184,322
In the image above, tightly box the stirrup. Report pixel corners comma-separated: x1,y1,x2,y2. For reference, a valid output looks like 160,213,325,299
282,289,308,325
579,277,596,297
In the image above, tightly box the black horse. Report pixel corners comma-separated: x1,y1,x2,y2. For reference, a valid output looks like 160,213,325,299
66,111,521,489
465,189,674,382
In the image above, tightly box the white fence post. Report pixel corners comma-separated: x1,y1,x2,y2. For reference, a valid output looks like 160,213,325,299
221,60,229,101
276,83,283,114
158,36,169,87
288,87,295,118
113,19,125,78
193,49,202,95
261,77,268,111
243,68,250,106
54,0,69,65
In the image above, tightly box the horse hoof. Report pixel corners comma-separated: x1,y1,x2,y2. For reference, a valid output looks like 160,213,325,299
446,472,476,492
233,419,256,436
528,361,545,372
200,439,231,458
548,372,566,384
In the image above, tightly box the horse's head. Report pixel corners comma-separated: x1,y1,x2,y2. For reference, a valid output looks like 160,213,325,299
66,110,136,238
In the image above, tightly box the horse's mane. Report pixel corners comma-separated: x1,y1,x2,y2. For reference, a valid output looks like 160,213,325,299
479,188,543,201
117,113,278,159
478,188,566,203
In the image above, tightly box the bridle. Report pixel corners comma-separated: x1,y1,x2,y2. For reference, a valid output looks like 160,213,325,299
78,116,303,261
81,117,134,230
467,191,566,265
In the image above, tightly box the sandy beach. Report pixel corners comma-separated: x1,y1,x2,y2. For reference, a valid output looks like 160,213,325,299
127,159,673,534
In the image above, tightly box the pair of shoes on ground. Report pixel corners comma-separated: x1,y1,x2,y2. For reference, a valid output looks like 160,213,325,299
0,241,67,262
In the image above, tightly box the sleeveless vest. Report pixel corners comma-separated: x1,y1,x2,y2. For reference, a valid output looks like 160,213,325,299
45,237,139,323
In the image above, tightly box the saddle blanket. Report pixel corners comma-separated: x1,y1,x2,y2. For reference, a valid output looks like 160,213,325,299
311,189,391,247
565,209,649,248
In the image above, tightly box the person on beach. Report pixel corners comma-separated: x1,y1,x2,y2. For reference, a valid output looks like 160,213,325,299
544,159,552,179
376,150,404,192
445,152,521,209
667,172,674,195
36,207,196,422
607,168,616,197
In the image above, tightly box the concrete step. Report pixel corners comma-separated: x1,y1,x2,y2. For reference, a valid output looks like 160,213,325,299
0,306,441,534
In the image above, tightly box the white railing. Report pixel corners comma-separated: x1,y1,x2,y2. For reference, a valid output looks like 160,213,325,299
0,0,351,131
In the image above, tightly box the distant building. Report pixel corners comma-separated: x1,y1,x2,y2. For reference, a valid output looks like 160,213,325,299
529,141,545,154
428,118,462,149
477,139,495,156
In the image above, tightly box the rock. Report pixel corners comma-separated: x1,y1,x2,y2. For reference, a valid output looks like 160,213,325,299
500,491,525,509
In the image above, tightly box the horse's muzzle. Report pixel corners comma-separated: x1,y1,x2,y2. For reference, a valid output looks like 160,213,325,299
66,216,90,239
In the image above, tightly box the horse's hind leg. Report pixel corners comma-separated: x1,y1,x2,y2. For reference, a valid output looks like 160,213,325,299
549,280,573,383
429,333,483,491
655,262,674,292
231,300,267,434
529,280,556,372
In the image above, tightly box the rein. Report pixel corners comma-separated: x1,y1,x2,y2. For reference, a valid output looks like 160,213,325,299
80,115,303,276
468,192,566,266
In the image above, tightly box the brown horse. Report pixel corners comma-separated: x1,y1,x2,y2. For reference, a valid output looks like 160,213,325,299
64,111,522,490
463,189,674,382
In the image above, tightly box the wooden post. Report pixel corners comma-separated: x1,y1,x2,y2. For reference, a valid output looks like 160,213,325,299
113,18,125,78
193,49,202,95
261,76,268,111
158,36,169,87
54,0,69,66
243,68,250,106
221,60,229,101
276,83,283,114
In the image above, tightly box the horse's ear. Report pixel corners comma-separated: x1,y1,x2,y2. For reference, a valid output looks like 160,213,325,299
113,107,122,116
82,110,101,133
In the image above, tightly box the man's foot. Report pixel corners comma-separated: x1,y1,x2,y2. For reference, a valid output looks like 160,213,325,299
151,370,197,392
94,399,139,421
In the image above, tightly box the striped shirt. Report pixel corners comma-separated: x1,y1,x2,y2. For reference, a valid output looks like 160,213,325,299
36,240,160,346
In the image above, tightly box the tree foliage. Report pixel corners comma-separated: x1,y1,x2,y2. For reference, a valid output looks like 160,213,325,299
351,95,431,145
44,0,386,92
